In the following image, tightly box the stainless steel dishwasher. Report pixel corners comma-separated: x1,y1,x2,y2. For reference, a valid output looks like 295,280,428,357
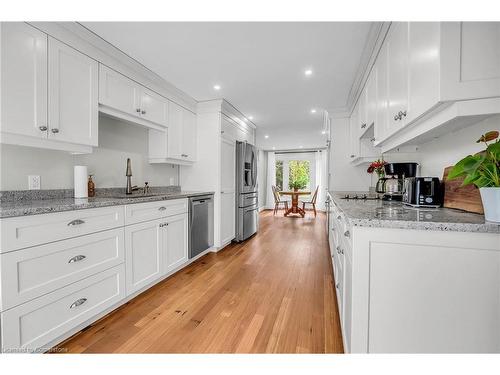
189,194,214,259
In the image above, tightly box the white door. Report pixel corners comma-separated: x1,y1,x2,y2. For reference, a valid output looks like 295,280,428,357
125,219,164,295
1,22,48,138
220,136,236,245
138,87,168,126
167,101,183,159
386,22,409,135
48,38,98,146
181,109,197,161
163,213,188,274
98,64,140,117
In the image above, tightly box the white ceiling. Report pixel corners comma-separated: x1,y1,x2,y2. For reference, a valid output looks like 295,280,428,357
82,22,374,150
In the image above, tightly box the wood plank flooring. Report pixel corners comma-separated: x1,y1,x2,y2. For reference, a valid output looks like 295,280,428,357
57,210,344,353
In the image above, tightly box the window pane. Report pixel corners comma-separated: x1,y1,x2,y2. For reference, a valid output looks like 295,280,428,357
275,160,283,191
288,160,310,191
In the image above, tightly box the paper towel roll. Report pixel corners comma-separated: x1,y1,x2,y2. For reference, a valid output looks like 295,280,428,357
74,166,88,198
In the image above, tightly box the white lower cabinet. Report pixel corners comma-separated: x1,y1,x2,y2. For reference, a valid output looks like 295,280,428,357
328,197,500,353
1,265,125,352
164,213,188,273
125,219,164,295
0,199,191,352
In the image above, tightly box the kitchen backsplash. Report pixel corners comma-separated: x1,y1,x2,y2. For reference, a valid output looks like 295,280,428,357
0,115,179,191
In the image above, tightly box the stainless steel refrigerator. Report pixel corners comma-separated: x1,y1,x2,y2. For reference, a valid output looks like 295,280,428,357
235,141,259,242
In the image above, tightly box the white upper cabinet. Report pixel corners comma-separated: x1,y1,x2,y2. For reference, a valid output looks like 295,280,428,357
386,22,409,133
365,70,377,131
374,43,389,143
98,64,168,128
349,103,360,159
1,23,48,139
99,64,140,116
148,101,197,164
48,38,98,146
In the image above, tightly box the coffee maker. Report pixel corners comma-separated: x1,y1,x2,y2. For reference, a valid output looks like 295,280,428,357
382,162,418,201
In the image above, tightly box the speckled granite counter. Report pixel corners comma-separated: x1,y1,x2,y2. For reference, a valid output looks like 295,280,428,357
329,192,500,234
0,188,214,218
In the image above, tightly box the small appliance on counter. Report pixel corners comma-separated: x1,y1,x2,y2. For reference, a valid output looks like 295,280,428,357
382,162,418,201
403,177,443,208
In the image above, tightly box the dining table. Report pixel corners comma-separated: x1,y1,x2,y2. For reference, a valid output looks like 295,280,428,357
279,190,311,217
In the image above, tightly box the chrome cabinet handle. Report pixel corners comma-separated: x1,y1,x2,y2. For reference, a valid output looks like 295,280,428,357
136,108,141,113
337,215,341,220
181,154,188,157
336,246,341,254
350,154,355,158
370,137,376,142
336,283,340,289
67,219,85,226
51,128,59,133
141,110,146,115
39,125,48,131
344,230,350,238
361,123,367,129
158,206,166,211
69,298,87,309
68,255,86,263
394,113,400,121
159,222,168,228
400,110,407,118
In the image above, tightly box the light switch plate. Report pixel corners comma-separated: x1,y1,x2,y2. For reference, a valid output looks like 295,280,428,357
28,175,41,190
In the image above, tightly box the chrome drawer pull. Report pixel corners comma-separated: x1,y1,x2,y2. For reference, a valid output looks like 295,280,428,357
68,255,86,263
69,298,87,309
336,283,340,289
336,246,341,254
337,215,341,220
158,206,167,211
67,219,85,226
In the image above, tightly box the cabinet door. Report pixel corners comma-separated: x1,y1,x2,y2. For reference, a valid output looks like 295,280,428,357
48,38,98,146
220,136,236,245
98,64,140,116
343,253,352,353
139,87,168,126
181,109,197,161
167,101,183,159
1,22,48,138
357,87,367,133
387,22,409,135
365,70,377,130
374,43,389,143
164,213,188,273
407,22,441,124
348,104,360,159
125,219,164,295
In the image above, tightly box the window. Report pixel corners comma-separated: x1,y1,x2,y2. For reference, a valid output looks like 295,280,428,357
288,160,310,191
275,160,283,191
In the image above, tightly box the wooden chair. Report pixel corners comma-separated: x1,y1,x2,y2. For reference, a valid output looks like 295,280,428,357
272,185,289,215
301,186,319,217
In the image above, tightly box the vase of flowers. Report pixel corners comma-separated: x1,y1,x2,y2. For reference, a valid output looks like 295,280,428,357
367,159,387,193
448,130,500,222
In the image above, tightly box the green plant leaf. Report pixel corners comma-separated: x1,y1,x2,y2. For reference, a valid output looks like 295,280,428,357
448,154,484,180
487,141,500,159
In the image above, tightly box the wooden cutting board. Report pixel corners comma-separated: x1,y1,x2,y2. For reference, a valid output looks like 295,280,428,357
442,166,484,214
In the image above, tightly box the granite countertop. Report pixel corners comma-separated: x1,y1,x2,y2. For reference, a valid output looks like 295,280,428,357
0,188,214,218
328,191,500,234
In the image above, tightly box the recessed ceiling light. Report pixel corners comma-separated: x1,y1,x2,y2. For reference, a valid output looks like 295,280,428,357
264,135,269,139
310,108,317,114
213,84,221,90
272,146,276,150
321,130,326,135
304,69,313,76
248,116,253,120
299,145,303,148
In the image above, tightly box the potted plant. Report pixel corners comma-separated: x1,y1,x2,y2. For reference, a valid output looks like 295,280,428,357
448,130,500,222
367,158,387,193
289,176,308,192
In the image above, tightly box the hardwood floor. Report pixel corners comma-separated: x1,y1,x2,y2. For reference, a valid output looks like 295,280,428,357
57,210,344,353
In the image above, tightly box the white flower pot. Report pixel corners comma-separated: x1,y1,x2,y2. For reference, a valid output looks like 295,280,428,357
479,187,500,223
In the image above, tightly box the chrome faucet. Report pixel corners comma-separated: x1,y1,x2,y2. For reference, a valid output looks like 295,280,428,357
125,158,133,194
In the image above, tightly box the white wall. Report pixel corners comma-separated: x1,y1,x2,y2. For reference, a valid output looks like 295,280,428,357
257,148,268,210
0,115,179,190
418,114,500,177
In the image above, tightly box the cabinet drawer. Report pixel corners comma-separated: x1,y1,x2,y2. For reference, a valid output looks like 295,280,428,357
124,199,188,225
0,228,125,311
0,206,125,253
1,265,125,352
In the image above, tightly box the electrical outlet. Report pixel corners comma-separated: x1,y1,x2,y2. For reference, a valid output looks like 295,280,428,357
28,175,41,190
169,177,175,186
